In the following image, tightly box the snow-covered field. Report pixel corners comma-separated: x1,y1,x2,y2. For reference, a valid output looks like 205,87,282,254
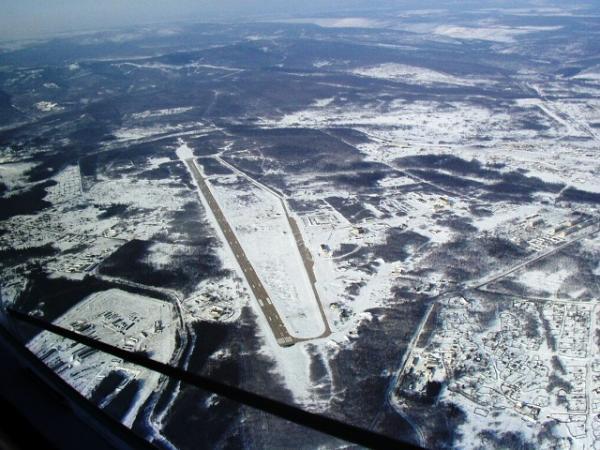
0,161,37,190
28,288,177,427
3,8,600,448
396,294,600,449
130,107,194,120
207,172,325,338
351,63,485,86
276,17,383,29
431,25,562,43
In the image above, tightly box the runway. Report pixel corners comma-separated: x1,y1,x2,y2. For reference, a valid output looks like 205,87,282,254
185,158,295,346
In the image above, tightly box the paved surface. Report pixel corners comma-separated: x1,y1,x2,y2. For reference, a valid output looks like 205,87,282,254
185,158,295,346
285,212,331,340
216,155,331,340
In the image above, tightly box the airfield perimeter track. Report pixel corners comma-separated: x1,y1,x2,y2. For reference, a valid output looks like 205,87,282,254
215,155,332,342
185,158,296,346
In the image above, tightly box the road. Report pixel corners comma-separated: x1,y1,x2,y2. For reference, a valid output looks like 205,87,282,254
467,224,599,290
286,213,332,340
368,299,439,448
184,158,296,347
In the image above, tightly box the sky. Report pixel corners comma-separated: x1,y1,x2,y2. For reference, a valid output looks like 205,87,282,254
0,0,382,41
0,0,575,41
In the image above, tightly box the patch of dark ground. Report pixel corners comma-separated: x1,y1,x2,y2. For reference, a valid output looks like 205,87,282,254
395,154,501,179
89,370,129,405
0,180,56,220
0,243,57,268
185,133,230,157
325,196,376,224
0,89,23,124
345,280,366,297
361,193,394,219
220,154,264,178
332,243,358,257
197,157,234,176
559,187,600,204
481,171,563,202
159,200,217,245
224,127,366,175
102,379,142,423
217,154,290,196
79,139,179,179
98,238,225,296
286,198,322,213
24,147,82,183
372,228,430,263
476,431,535,450
305,344,332,400
470,204,494,217
16,108,127,183
324,127,371,145
486,278,547,298
396,154,566,202
141,307,338,449
345,257,381,277
96,203,129,219
318,170,389,189
138,161,192,183
433,212,478,233
488,241,600,300
409,168,485,194
424,235,530,283
327,290,434,447
515,117,551,131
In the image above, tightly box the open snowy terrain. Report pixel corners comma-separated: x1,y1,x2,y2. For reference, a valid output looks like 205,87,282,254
1,3,600,449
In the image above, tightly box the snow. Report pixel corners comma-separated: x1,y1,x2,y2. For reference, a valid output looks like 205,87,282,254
519,269,570,294
258,336,320,404
277,17,383,29
131,107,194,120
516,98,571,130
312,97,335,107
146,242,176,267
113,124,187,141
573,66,600,81
175,142,324,402
35,101,60,112
313,60,333,68
27,289,177,428
0,161,37,190
473,204,540,232
43,165,82,204
175,139,194,160
432,25,563,43
208,172,326,338
114,61,244,74
351,63,483,86
146,156,173,169
181,275,244,324
263,98,498,150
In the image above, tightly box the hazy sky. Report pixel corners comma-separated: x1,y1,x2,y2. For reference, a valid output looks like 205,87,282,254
1,0,575,41
1,0,378,41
